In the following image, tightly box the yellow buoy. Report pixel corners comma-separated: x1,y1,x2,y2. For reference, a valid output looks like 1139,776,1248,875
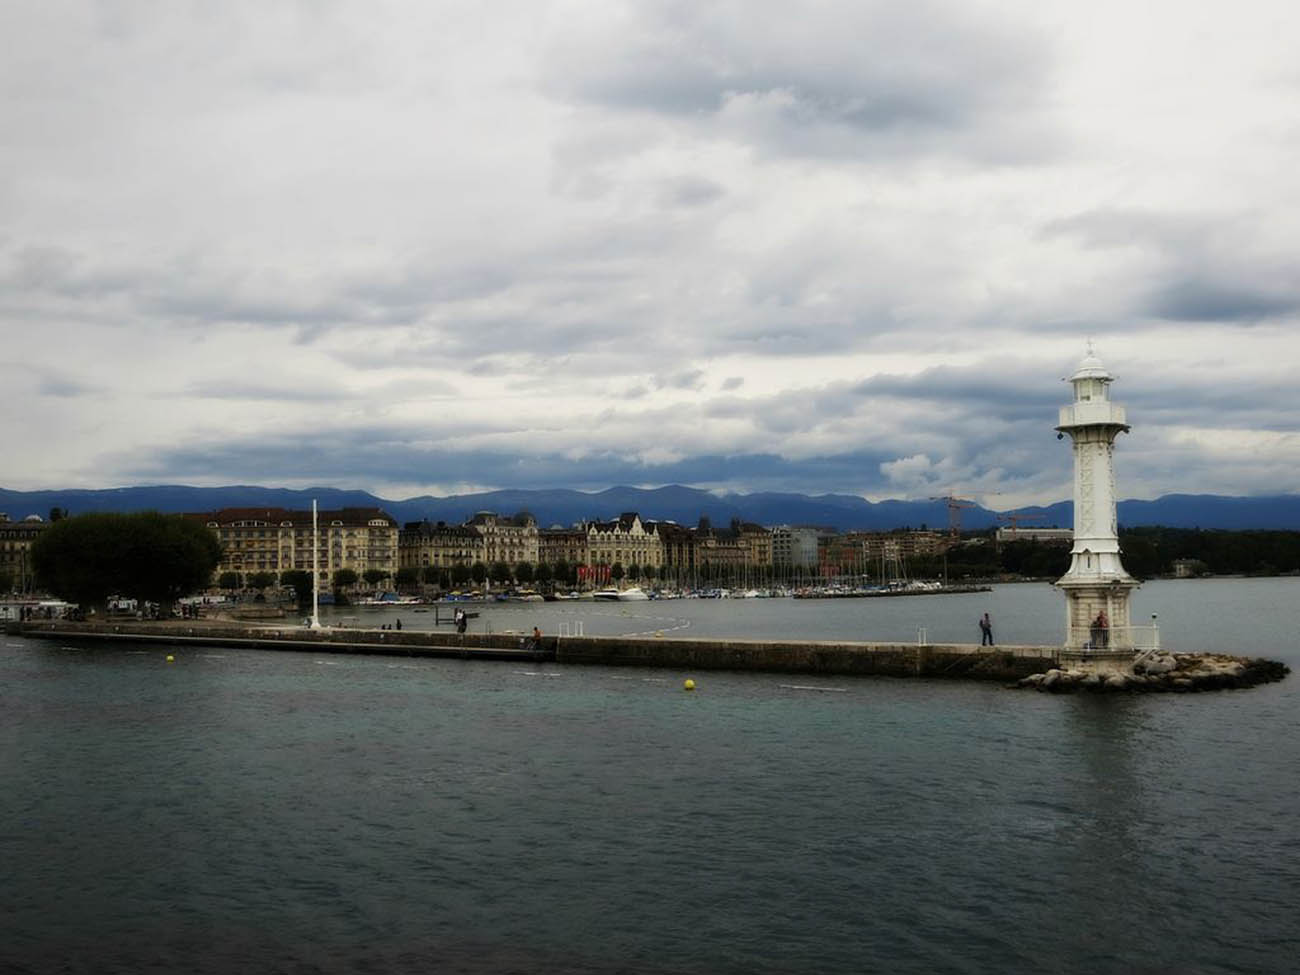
166,655,175,663
684,678,695,691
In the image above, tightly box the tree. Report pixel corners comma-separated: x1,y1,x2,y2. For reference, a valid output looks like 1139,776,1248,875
421,566,441,586
490,561,512,586
611,562,625,583
395,567,420,589
470,561,487,585
363,569,389,588
218,571,242,590
514,561,534,584
553,559,570,587
49,507,67,522
280,569,313,608
333,568,359,590
248,571,277,590
0,569,13,593
534,561,552,586
627,563,641,585
31,512,222,615
452,563,472,587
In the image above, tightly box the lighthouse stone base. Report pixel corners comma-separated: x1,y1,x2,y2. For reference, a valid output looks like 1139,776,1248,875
1057,577,1142,674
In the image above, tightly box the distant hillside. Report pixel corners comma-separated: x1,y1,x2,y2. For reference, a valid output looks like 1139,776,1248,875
3,485,1299,532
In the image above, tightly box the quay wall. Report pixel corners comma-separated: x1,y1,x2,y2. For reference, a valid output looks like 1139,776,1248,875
13,620,1059,681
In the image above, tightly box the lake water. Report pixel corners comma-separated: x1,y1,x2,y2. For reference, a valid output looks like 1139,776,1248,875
2,579,1297,973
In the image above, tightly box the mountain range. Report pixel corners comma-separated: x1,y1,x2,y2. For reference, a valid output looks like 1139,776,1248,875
4,485,1300,532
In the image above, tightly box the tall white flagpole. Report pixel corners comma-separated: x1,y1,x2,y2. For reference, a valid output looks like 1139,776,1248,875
311,499,322,629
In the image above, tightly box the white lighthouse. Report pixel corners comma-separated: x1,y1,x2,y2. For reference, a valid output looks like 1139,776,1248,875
1055,346,1140,671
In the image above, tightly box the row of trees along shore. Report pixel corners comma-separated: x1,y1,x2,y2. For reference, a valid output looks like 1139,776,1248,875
908,528,1300,581
21,517,1300,611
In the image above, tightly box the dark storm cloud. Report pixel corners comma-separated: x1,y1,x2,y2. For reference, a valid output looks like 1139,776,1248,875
121,428,907,496
547,0,1052,159
1042,207,1300,325
1144,277,1300,323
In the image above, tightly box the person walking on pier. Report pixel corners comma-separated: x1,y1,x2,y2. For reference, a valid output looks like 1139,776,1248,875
979,612,994,646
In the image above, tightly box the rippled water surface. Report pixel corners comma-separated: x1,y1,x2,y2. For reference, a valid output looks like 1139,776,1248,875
3,580,1298,973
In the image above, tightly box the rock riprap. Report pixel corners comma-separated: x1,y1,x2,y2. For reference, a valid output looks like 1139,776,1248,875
1014,653,1289,693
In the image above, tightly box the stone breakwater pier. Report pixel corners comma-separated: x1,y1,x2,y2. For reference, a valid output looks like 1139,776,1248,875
9,619,1288,691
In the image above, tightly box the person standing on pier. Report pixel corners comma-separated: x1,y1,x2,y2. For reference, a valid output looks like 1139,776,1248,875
979,612,994,646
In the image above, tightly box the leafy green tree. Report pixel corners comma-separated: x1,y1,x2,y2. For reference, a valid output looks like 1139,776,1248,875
333,568,359,589
0,569,13,592
248,571,277,590
451,564,471,587
470,561,487,585
32,512,221,615
489,561,511,586
218,571,242,590
534,561,552,585
627,563,641,584
395,567,420,589
421,566,441,586
611,562,624,583
552,559,570,587
514,561,534,584
363,569,389,588
280,570,313,608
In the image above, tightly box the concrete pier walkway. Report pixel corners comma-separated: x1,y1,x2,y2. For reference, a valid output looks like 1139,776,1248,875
13,619,1060,681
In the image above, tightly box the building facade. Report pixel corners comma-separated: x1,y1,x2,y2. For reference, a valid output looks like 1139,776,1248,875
538,528,589,572
398,521,484,573
586,513,661,574
0,513,48,593
196,507,399,586
772,526,821,571
467,512,539,568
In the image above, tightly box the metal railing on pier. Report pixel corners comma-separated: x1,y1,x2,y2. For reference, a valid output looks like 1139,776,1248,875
1065,619,1160,652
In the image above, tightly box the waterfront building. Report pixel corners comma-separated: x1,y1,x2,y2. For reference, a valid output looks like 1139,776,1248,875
994,526,1073,545
398,521,484,574
195,507,398,587
817,530,947,582
0,513,48,593
467,511,539,569
692,519,748,582
537,527,589,574
653,521,694,584
586,513,661,576
818,532,872,579
771,526,821,573
1054,347,1142,669
734,521,773,571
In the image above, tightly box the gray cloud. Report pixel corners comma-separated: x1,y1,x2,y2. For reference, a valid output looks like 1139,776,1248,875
546,0,1054,160
1042,208,1300,325
4,1,1298,504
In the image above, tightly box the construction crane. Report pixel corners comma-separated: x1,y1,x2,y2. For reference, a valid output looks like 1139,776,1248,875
929,495,976,539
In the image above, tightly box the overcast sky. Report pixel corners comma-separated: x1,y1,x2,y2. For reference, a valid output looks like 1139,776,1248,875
3,0,1298,508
